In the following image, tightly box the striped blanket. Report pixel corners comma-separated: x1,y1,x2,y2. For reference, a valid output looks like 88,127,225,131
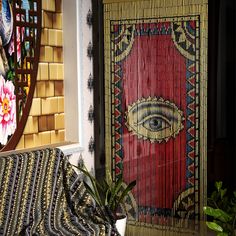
0,148,115,235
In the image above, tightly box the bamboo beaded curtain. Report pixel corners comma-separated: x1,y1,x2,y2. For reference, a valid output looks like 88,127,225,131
103,0,208,234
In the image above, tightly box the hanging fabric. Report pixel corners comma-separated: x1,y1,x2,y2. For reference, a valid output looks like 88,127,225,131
103,0,208,234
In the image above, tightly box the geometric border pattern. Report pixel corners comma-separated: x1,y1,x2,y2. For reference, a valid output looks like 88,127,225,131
104,0,208,232
110,16,200,220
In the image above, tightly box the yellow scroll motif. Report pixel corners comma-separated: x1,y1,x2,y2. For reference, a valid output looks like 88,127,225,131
125,97,184,143
171,21,196,61
112,24,135,62
172,187,195,219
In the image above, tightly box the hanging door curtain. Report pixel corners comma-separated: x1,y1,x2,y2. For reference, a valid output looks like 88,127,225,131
104,0,207,233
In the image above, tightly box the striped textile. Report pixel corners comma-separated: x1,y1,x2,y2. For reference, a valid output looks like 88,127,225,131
0,148,115,235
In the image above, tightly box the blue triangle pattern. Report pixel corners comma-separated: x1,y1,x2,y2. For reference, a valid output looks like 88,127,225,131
187,132,194,141
186,119,193,129
186,81,194,91
186,153,194,163
186,70,194,79
186,107,194,117
186,182,193,188
187,143,194,153
186,95,194,104
186,59,194,67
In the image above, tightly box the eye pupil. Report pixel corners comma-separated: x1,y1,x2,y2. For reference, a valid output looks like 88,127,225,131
150,118,160,126
149,118,162,130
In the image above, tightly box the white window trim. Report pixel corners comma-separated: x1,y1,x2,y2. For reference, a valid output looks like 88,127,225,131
63,0,94,169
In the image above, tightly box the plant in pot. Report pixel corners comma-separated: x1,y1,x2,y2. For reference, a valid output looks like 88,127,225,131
75,164,136,236
203,181,236,236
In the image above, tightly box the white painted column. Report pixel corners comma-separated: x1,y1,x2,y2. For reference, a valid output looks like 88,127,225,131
63,0,94,171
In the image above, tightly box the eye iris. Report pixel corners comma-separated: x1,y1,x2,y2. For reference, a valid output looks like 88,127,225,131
149,118,162,130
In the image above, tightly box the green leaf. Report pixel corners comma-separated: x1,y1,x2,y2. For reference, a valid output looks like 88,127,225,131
210,191,219,202
73,165,103,207
105,188,110,206
233,191,236,198
108,176,123,211
232,205,236,214
220,189,227,199
203,206,232,223
206,221,223,232
106,169,113,186
72,164,136,218
117,180,136,207
216,232,228,236
215,182,223,192
83,181,100,206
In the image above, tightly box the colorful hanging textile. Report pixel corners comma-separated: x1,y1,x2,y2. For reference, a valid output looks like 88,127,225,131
104,0,207,233
0,148,115,235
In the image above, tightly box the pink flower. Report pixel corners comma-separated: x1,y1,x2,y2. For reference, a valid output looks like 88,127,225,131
0,75,16,145
8,14,25,62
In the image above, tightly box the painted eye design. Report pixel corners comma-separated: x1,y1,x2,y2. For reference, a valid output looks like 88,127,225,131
138,115,171,132
125,97,184,143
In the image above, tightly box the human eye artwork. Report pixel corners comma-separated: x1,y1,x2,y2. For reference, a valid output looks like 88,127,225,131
126,97,184,143
104,6,208,225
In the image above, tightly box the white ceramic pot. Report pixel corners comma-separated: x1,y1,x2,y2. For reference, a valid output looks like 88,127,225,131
115,215,127,236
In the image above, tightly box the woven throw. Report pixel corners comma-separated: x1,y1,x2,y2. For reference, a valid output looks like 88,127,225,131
0,148,114,235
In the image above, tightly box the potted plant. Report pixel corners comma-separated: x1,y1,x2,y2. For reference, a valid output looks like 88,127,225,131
74,164,136,236
203,181,236,236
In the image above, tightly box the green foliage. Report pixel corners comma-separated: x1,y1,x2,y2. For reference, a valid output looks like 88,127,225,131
74,164,136,224
206,221,223,232
6,57,15,82
203,181,236,236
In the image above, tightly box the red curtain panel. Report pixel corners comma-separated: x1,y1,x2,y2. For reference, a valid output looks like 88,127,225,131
110,18,200,224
